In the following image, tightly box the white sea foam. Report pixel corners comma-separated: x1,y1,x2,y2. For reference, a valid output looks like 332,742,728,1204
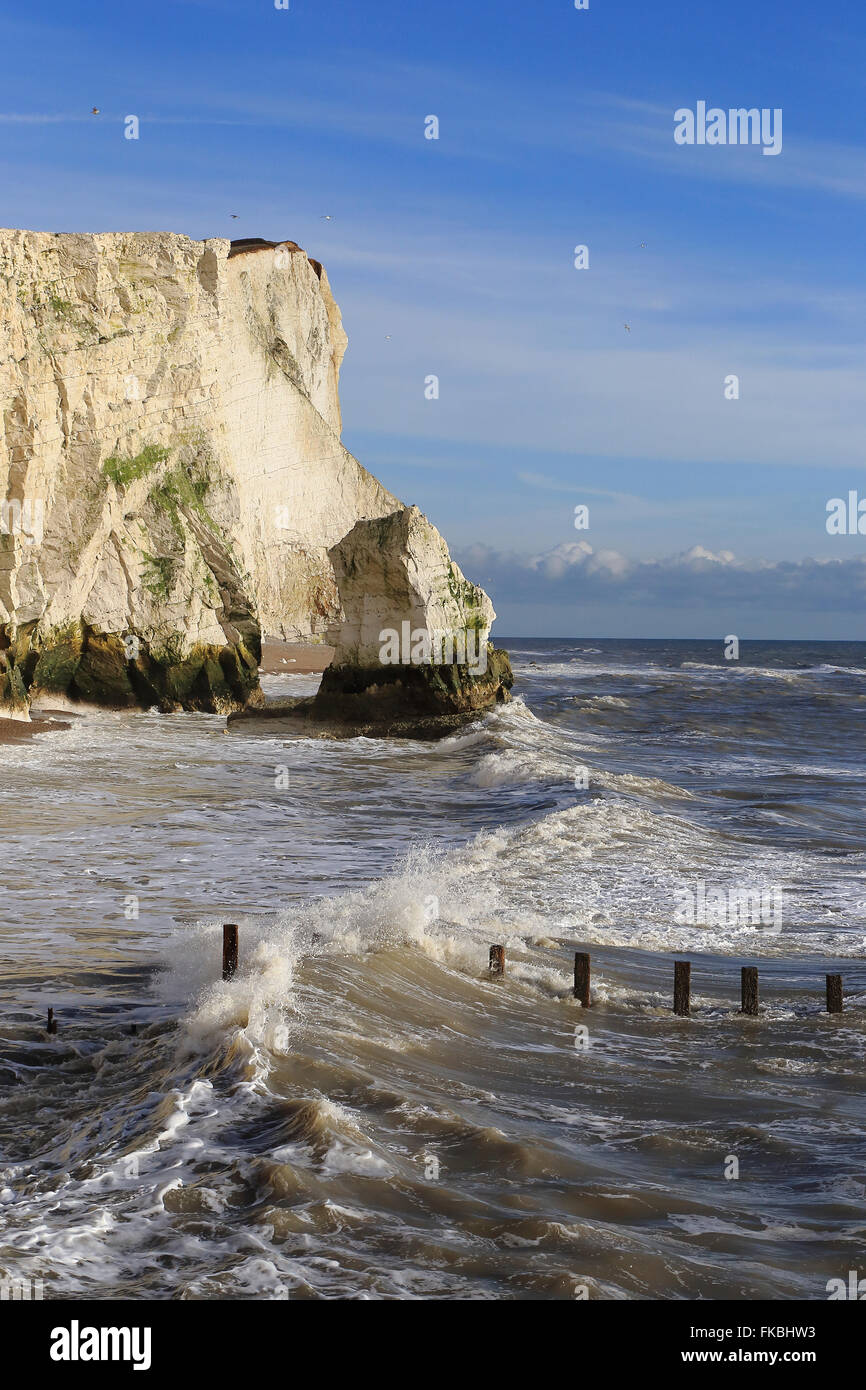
1,644,864,1301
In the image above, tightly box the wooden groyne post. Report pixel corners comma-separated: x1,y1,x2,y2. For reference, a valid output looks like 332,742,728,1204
222,923,239,981
573,952,591,1007
826,974,843,1014
741,966,759,1016
673,960,691,1016
46,1008,57,1035
489,944,505,977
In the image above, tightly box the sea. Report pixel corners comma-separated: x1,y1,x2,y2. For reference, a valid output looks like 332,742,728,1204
0,638,864,1300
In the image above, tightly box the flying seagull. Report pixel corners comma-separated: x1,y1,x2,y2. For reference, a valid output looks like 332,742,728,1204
91,107,100,115
624,323,631,332
230,214,239,219
320,214,333,221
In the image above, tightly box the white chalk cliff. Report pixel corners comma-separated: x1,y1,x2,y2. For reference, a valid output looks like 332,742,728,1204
0,230,402,712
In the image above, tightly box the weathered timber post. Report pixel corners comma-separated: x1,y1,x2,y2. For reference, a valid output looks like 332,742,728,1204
223,923,239,981
489,944,505,977
741,966,759,1016
46,1008,57,1035
674,960,691,1016
826,974,843,1014
574,952,591,1007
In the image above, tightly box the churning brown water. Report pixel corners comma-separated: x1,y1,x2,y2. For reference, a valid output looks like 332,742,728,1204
1,640,864,1299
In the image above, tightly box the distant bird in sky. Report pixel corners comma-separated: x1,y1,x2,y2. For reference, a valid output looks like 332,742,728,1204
624,323,631,332
384,335,392,340
230,214,239,219
91,106,100,115
639,241,647,248
320,214,333,221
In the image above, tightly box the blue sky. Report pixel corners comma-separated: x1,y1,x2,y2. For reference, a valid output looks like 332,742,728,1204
1,0,865,636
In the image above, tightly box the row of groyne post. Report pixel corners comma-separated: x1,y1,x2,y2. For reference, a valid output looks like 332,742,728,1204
490,945,845,1016
220,926,849,1016
221,927,853,1016
40,926,849,1034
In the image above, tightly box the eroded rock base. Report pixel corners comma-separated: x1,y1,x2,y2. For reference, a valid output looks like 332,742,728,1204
228,650,513,740
2,621,262,715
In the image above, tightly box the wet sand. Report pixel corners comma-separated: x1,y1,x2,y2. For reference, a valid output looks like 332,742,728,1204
0,714,70,745
260,640,334,675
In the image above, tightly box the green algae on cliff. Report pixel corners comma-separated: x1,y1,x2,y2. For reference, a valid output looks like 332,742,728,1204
102,444,171,488
21,620,262,714
0,657,29,718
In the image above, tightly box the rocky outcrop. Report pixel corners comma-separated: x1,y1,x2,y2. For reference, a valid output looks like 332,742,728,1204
325,505,495,666
229,506,513,739
0,229,399,712
299,646,515,738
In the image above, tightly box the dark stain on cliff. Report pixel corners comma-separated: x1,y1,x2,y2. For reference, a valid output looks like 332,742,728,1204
228,239,323,278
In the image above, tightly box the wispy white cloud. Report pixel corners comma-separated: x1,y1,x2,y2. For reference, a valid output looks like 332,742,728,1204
335,237,866,471
593,93,866,201
514,473,745,518
0,113,91,124
103,59,866,200
0,112,274,127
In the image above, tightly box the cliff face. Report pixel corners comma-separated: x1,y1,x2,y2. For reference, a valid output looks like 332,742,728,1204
0,229,399,714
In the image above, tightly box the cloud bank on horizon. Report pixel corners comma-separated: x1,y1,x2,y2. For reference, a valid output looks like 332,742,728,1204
459,538,866,614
